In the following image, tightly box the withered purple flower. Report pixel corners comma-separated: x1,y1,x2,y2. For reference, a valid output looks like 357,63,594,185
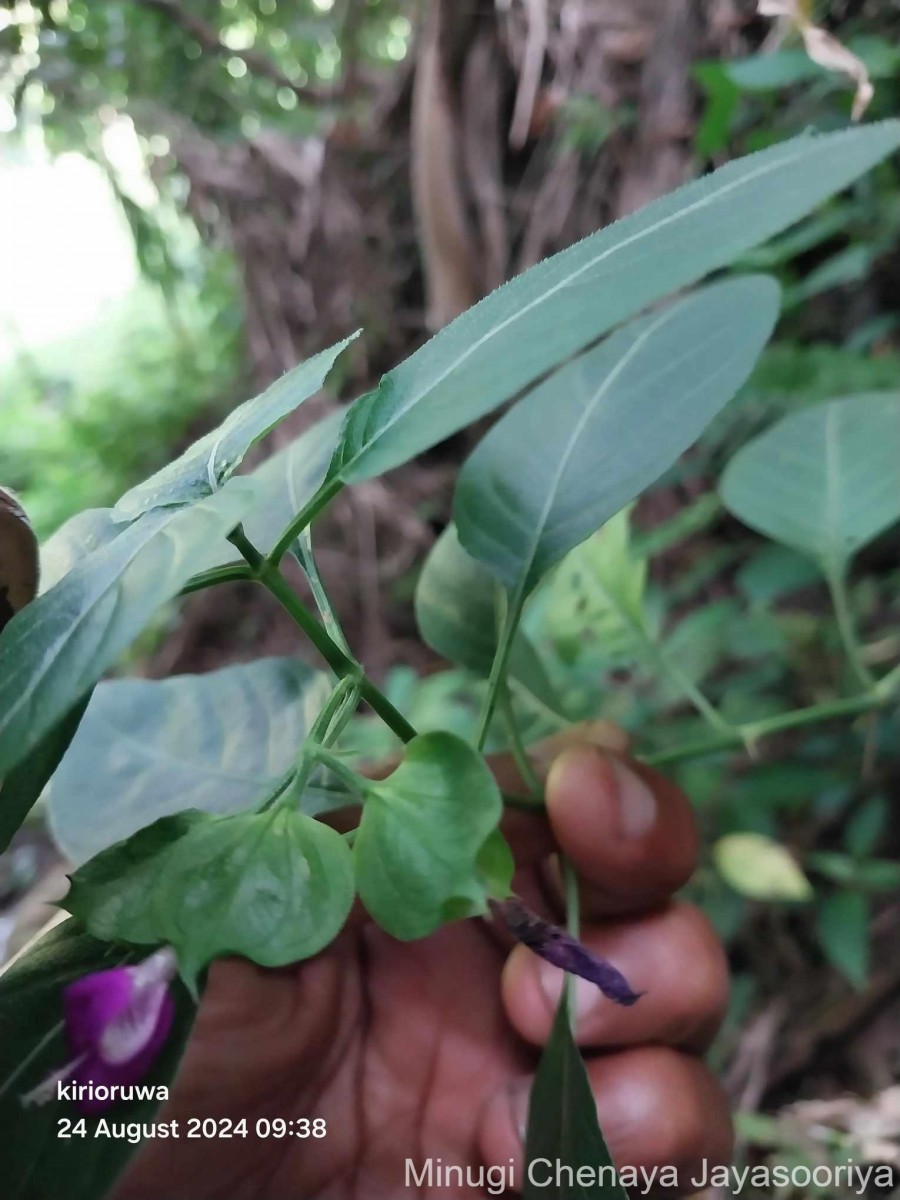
23,946,177,1114
493,898,643,1006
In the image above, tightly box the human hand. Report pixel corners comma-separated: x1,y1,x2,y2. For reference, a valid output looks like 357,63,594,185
115,729,732,1199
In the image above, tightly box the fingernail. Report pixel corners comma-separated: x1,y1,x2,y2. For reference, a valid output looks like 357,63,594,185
546,744,607,802
536,961,600,1023
609,757,656,840
506,1079,531,1144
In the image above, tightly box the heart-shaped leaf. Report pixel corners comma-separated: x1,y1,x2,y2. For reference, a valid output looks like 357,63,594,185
524,997,627,1200
455,276,779,598
354,732,510,939
0,485,251,779
720,392,900,573
0,487,38,631
0,920,194,1200
48,658,340,865
327,123,900,485
114,334,357,520
66,806,355,991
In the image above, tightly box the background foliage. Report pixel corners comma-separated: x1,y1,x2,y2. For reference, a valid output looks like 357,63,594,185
3,1,900,1194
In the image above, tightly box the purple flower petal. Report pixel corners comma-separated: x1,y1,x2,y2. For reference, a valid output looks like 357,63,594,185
25,947,179,1114
493,898,644,1007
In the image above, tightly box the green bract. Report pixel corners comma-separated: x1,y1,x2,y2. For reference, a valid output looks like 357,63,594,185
66,806,355,993
354,732,510,939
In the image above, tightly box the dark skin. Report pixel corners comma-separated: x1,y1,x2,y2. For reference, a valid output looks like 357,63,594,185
116,730,733,1199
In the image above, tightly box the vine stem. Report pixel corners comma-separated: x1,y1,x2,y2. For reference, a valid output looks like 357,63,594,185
180,563,253,595
267,478,343,567
500,686,542,796
826,566,875,692
645,641,734,736
643,686,892,767
475,596,524,750
296,528,352,654
227,525,416,744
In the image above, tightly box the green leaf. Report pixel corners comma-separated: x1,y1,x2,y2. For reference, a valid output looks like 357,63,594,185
0,693,91,855
354,732,509,939
326,122,900,485
735,544,822,608
0,920,194,1200
455,276,779,599
48,659,335,865
38,409,345,595
816,890,869,989
240,407,345,555
415,524,562,709
39,509,120,593
713,833,813,902
720,393,900,573
0,486,38,628
544,509,650,663
113,334,357,520
0,486,252,779
66,806,355,991
523,997,627,1200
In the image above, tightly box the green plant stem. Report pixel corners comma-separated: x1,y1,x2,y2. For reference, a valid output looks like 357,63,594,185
227,525,416,744
644,688,891,768
267,478,344,567
313,746,368,800
826,566,875,692
500,687,542,796
296,528,352,654
645,641,734,736
476,596,525,750
180,564,253,595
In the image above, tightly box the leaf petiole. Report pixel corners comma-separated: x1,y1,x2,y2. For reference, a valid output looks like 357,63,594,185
226,524,417,744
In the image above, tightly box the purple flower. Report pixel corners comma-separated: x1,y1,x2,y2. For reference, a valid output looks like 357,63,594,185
493,898,643,1006
23,946,177,1114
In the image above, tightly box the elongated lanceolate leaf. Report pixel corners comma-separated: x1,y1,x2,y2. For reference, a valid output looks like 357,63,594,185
720,392,900,572
0,485,251,778
114,333,357,520
48,659,336,865
523,998,627,1200
327,122,900,485
455,276,780,597
0,694,91,855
